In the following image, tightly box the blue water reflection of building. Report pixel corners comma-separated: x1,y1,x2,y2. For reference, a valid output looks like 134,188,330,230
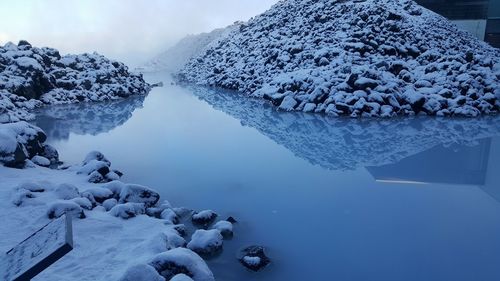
367,136,500,202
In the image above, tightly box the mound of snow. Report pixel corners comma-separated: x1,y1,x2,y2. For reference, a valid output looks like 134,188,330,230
179,0,500,117
0,40,151,123
0,121,58,168
137,23,240,74
149,248,215,281
118,264,165,281
187,229,223,255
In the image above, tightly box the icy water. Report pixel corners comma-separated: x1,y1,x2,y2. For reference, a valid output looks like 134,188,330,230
35,72,500,281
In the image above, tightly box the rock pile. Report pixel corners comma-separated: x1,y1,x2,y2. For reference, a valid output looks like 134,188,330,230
179,0,500,117
0,40,150,123
0,121,59,168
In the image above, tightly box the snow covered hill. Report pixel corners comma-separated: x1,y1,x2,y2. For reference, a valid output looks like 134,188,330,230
137,23,240,74
0,40,151,123
179,0,500,117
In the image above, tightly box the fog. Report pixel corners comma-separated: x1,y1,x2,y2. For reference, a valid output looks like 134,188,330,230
0,0,278,66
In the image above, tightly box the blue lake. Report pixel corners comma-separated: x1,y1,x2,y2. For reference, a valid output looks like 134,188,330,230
34,72,500,281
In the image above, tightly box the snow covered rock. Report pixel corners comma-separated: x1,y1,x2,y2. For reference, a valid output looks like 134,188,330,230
118,184,160,208
54,183,80,200
191,210,217,227
212,220,233,238
109,203,146,219
179,0,500,117
31,155,50,167
119,264,166,281
0,40,151,123
155,230,187,251
170,274,194,281
161,208,179,224
0,121,54,168
149,248,215,281
47,200,86,219
11,189,35,206
187,229,223,255
102,198,118,211
83,150,111,166
82,186,114,203
238,245,271,271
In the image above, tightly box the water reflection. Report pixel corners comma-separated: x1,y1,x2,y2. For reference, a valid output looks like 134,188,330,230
33,95,145,140
188,86,500,171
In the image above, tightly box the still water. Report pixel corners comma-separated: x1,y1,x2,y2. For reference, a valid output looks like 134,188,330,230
34,73,500,281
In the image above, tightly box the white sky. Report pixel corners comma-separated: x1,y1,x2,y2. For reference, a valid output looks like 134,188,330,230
0,0,278,66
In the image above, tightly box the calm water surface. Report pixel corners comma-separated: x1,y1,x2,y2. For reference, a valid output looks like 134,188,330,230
34,72,500,281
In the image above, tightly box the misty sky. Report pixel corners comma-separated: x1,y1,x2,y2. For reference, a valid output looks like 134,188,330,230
0,0,278,66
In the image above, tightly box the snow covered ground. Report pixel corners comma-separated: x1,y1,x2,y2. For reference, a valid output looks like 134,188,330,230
136,23,240,74
0,41,150,124
0,148,239,280
179,0,500,117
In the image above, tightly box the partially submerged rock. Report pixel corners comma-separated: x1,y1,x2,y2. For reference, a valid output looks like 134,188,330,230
238,246,271,271
212,220,233,238
187,229,223,256
191,210,217,227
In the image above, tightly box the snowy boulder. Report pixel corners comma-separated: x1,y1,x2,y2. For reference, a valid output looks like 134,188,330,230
152,230,186,252
191,210,217,227
71,197,93,210
161,208,179,224
212,221,233,238
171,274,194,281
103,180,126,196
187,229,223,256
11,189,35,206
47,200,86,219
149,248,215,281
83,186,114,203
40,144,59,165
83,151,111,166
238,246,271,271
54,183,80,200
102,198,118,211
119,184,160,208
119,264,165,281
17,182,45,192
0,121,50,168
31,155,50,167
109,203,146,219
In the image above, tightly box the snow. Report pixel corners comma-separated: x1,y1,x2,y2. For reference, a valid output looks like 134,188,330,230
31,155,50,167
171,273,194,281
149,248,215,281
191,210,217,225
187,229,223,255
212,221,233,238
1,41,151,124
54,183,80,200
118,264,165,281
178,0,500,117
242,256,261,267
136,23,240,74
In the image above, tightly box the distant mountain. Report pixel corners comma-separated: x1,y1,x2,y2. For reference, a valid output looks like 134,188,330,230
179,0,500,117
136,23,241,74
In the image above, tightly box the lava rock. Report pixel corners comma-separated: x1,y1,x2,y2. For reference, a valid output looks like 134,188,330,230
238,246,271,271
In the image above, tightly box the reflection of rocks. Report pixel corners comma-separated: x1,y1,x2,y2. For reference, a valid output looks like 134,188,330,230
188,86,500,170
33,94,145,140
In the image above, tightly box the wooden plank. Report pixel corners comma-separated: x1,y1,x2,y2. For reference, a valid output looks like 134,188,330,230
1,215,73,281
